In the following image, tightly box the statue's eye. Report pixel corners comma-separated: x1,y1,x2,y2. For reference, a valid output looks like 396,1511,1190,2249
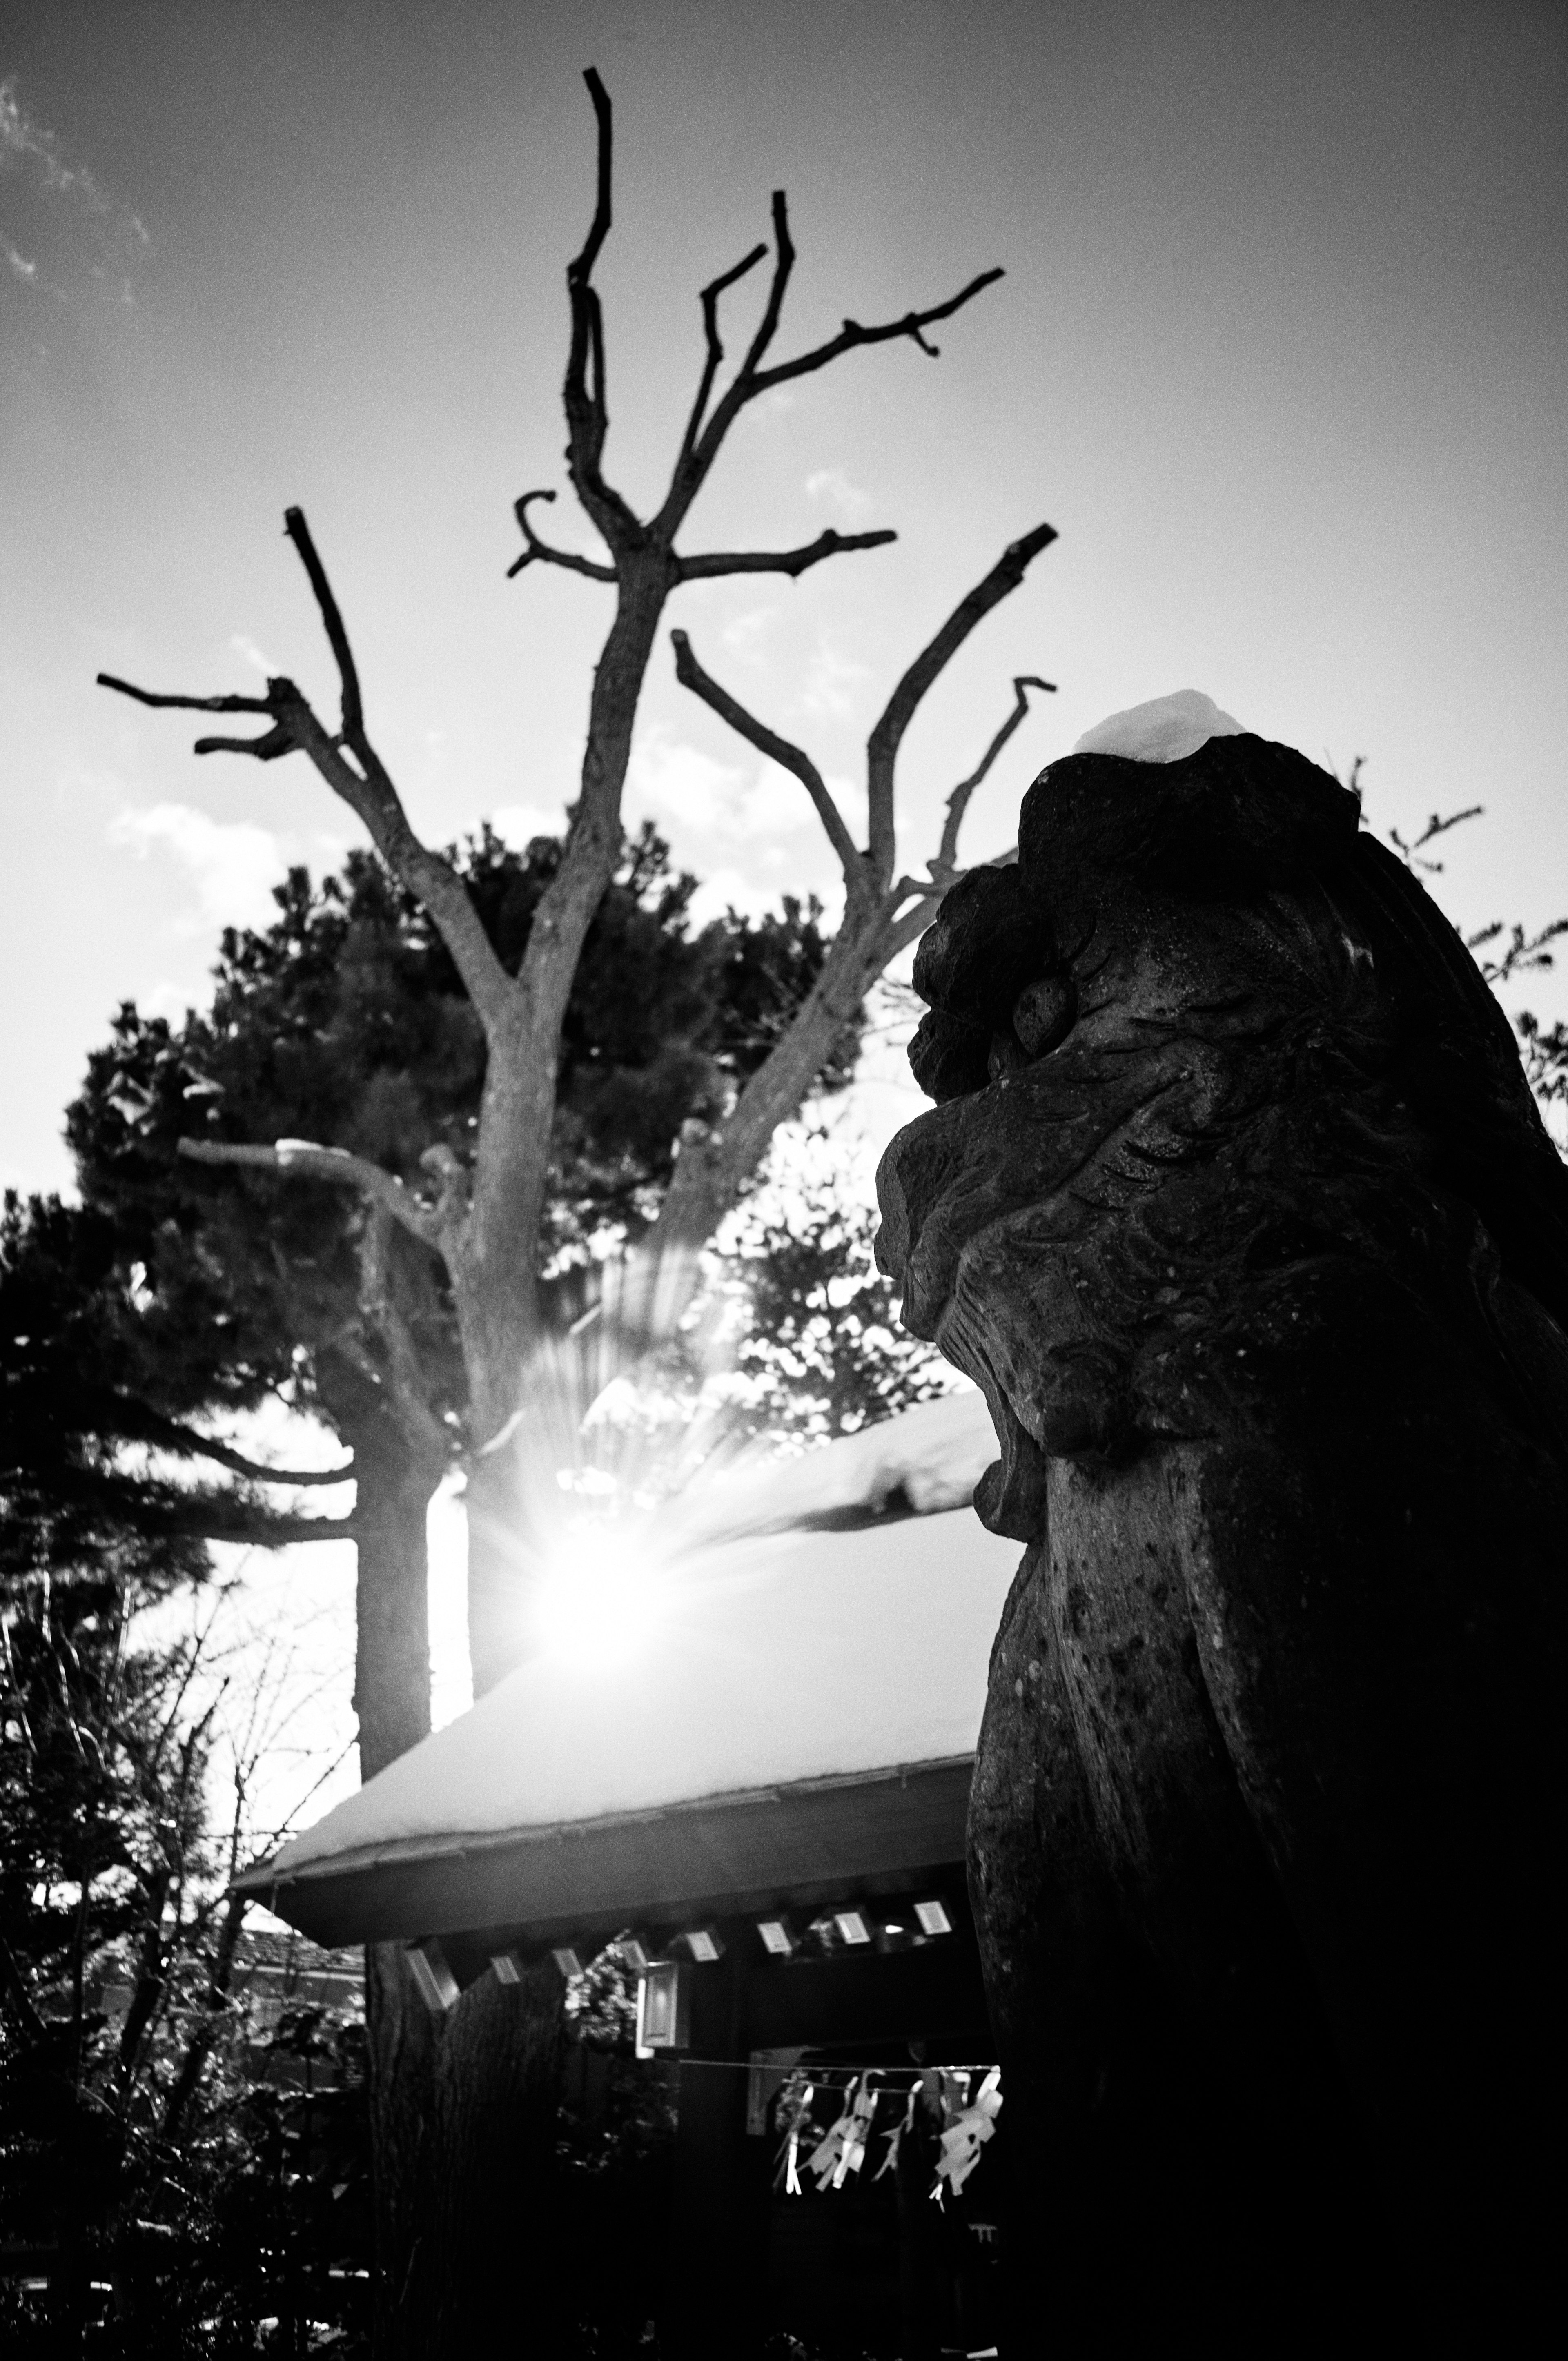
1012,975,1076,1058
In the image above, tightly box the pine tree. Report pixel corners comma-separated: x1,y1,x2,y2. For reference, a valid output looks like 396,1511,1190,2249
2,1189,350,1583
65,822,850,1774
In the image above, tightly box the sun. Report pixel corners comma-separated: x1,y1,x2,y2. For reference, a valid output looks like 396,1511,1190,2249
534,1519,667,1670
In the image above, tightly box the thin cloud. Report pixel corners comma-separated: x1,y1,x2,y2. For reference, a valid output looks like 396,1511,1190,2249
630,731,750,835
228,632,278,680
800,639,871,719
490,801,569,846
806,467,873,523
752,388,798,422
0,76,149,306
627,728,860,929
0,77,107,207
630,728,814,851
109,804,287,936
138,980,196,1025
719,606,776,656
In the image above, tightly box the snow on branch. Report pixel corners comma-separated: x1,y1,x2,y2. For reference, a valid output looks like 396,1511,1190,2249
178,1136,448,1252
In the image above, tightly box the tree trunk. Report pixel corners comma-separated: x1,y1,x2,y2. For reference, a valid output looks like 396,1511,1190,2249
461,1432,536,1704
352,1423,443,1780
427,1960,567,2357
344,1414,448,2361
366,1943,441,2359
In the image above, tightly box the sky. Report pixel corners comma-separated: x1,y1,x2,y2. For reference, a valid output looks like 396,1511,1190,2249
4,0,1566,1824
4,0,1566,1205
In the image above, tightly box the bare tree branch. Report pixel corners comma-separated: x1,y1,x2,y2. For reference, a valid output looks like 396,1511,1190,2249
571,66,614,290
100,510,520,1035
190,722,296,760
880,844,1018,961
670,627,865,887
1387,804,1485,875
658,568,1055,1258
96,671,297,762
660,194,1003,539
675,239,770,470
865,523,1056,881
936,673,1055,873
677,527,897,581
562,68,641,548
751,265,1006,395
96,675,273,717
178,1136,445,1251
284,506,363,736
124,1407,354,1489
1470,916,1568,985
882,891,953,961
654,190,797,526
506,488,617,582
276,672,518,1032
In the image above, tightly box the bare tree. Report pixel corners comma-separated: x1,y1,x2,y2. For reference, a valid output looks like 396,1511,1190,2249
100,69,1051,1696
98,68,1055,2352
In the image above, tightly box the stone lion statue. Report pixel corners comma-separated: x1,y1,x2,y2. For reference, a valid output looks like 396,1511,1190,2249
876,702,1566,2345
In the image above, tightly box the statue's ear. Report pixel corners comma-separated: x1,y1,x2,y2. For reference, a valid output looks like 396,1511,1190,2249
1019,735,1360,902
913,864,1056,1020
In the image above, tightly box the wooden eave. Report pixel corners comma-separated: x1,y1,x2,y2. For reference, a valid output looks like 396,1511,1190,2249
238,1752,976,1950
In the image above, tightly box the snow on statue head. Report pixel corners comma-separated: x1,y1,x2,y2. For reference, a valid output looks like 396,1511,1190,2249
1071,686,1245,764
874,718,1568,2341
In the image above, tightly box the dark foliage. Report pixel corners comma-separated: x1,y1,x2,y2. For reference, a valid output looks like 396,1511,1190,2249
60,826,853,1506
0,1190,323,1574
554,1943,678,2358
717,1171,957,1448
0,1560,371,2354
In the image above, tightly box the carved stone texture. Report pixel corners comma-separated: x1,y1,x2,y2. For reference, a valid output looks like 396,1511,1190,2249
877,732,1568,2345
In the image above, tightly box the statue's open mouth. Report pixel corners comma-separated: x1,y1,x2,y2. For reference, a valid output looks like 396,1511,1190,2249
970,1385,1051,1541
898,1241,1058,1543
875,1063,1201,1541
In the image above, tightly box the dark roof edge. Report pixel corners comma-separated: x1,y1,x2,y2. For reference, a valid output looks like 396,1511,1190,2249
234,1752,978,1902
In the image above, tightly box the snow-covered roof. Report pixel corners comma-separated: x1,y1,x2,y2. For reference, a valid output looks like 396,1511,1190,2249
250,1397,1017,1944
664,1388,998,1544
1073,688,1245,764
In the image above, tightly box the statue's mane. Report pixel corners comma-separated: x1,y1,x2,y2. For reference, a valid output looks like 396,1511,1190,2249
910,734,1568,1338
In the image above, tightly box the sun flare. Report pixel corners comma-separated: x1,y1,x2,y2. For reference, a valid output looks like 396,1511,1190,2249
534,1521,667,1670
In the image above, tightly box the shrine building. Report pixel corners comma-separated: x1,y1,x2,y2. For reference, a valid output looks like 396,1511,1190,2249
242,1394,1016,2356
